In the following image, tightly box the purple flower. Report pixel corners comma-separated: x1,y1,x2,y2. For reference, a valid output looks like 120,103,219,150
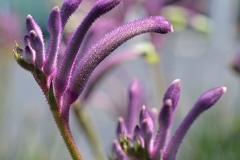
12,1,173,159
13,0,173,123
112,79,226,160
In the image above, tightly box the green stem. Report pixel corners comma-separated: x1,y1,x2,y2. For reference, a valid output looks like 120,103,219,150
48,85,83,160
51,108,83,160
73,100,105,160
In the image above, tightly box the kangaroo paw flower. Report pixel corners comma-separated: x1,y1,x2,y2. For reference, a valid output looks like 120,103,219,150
163,87,227,160
64,16,173,106
112,80,226,160
54,0,123,105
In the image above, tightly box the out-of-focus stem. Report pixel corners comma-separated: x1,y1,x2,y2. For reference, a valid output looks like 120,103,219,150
72,100,105,160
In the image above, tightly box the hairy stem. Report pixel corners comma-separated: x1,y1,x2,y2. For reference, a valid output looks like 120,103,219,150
48,85,83,160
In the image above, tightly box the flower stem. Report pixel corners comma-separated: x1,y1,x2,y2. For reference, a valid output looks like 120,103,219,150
48,85,83,160
72,100,105,160
51,108,83,160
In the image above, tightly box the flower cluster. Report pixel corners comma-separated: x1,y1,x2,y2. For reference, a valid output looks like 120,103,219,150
112,79,226,160
13,0,173,121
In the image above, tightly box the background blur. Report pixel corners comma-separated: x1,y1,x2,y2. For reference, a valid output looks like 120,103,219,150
1,0,240,159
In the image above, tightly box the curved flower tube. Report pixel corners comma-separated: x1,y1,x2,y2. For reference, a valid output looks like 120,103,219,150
63,16,173,107
54,0,123,104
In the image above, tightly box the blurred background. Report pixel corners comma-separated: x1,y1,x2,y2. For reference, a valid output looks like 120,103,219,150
1,0,240,159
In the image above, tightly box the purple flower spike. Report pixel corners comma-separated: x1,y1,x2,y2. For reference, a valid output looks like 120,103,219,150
152,99,173,159
61,0,83,29
163,79,180,111
29,30,45,68
116,117,128,136
54,0,122,104
63,16,173,106
125,78,141,135
43,6,62,78
163,87,227,160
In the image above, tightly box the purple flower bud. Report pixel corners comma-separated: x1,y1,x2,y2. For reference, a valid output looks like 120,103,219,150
63,16,173,106
139,106,152,125
61,0,83,28
125,78,141,135
29,30,45,68
43,6,62,78
24,46,35,65
133,125,145,148
163,79,180,111
26,15,44,42
141,118,154,152
24,35,31,46
117,117,128,136
112,140,127,160
163,87,226,160
152,99,173,159
13,43,35,72
133,125,141,138
23,35,36,65
54,0,122,104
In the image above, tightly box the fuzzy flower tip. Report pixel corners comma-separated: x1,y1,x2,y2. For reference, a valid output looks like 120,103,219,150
112,80,226,160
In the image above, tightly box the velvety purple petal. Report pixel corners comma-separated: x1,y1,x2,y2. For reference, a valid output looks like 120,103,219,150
54,0,122,104
140,118,154,152
64,16,173,106
43,6,62,78
29,30,45,68
125,78,141,135
152,99,173,159
116,117,128,136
